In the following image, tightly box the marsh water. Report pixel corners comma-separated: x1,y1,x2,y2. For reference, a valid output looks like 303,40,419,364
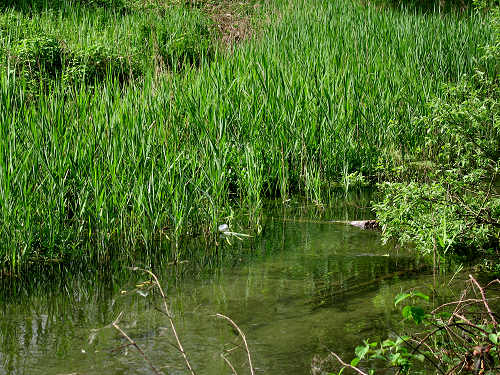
0,194,462,375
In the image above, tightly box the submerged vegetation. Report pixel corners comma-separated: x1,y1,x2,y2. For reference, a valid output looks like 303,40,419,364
0,0,494,269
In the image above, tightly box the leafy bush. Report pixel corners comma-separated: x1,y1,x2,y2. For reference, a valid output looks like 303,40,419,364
64,44,140,85
10,35,63,84
151,8,215,69
8,35,140,88
374,6,499,261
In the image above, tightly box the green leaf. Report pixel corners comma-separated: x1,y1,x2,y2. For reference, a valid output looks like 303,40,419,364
355,345,369,359
410,307,426,324
489,333,498,344
402,305,412,319
394,293,411,306
402,306,426,324
382,339,395,347
350,357,360,367
413,292,429,301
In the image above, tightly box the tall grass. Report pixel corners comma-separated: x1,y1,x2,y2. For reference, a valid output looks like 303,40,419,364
0,0,493,268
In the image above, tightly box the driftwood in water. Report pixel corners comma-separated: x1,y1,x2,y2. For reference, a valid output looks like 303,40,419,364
329,220,380,230
277,218,380,230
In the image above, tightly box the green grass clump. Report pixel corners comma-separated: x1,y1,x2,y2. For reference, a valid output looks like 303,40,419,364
0,0,217,90
139,7,214,70
0,0,494,268
64,44,140,84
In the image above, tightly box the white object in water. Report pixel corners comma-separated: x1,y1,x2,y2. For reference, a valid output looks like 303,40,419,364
218,224,229,233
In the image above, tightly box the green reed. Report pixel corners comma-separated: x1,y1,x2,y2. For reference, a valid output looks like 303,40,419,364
0,0,493,268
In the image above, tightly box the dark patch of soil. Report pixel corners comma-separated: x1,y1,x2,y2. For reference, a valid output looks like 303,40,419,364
201,0,264,46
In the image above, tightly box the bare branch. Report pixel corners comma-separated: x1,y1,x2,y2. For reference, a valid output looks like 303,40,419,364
215,313,255,375
431,297,500,314
469,274,498,327
485,279,500,289
397,334,446,375
112,312,163,375
329,351,368,375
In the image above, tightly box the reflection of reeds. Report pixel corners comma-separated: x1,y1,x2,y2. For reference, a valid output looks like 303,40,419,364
0,0,492,268
310,260,428,309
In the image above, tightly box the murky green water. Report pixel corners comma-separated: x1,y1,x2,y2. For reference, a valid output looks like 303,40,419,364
0,196,461,375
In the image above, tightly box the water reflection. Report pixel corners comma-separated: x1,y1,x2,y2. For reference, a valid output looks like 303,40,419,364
0,194,446,375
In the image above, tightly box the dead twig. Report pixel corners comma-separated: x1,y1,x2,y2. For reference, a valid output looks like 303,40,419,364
431,297,500,314
221,353,238,375
469,274,498,327
215,313,255,375
112,312,163,375
396,334,446,375
133,267,196,375
330,351,369,375
485,279,500,289
448,288,468,325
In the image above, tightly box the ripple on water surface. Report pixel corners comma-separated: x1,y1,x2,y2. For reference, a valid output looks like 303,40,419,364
0,198,452,375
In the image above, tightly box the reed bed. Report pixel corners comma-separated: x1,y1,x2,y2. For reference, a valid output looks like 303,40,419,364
0,0,492,268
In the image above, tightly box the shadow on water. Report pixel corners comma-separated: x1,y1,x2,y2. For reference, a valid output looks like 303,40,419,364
0,191,464,375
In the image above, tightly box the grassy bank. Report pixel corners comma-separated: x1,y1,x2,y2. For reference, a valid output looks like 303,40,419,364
0,0,492,268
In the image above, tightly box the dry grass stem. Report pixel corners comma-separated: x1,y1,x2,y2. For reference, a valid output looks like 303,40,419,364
112,312,163,375
215,313,255,375
133,267,196,375
221,353,239,375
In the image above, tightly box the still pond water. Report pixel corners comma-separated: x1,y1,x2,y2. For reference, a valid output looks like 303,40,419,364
0,196,460,375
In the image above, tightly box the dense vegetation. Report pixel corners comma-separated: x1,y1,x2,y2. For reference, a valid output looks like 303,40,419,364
332,3,499,374
0,0,493,268
374,3,499,272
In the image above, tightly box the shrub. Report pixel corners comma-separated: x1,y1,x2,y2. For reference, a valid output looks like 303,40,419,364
10,35,63,85
153,8,215,69
64,44,140,85
332,278,500,375
374,6,499,262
